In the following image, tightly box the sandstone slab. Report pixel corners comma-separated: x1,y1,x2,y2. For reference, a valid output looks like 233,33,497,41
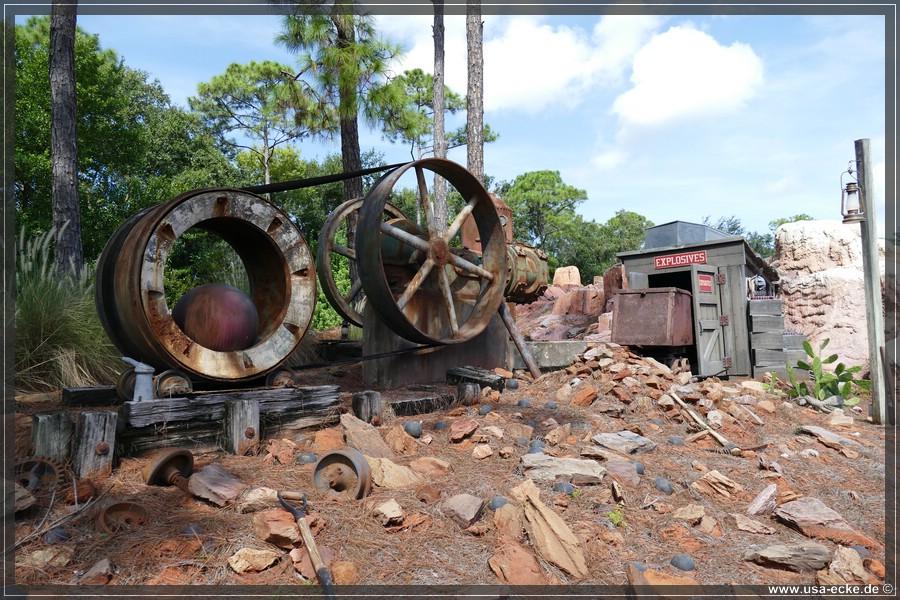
228,548,281,574
443,493,484,528
745,542,831,572
591,431,657,455
521,452,605,484
774,497,881,550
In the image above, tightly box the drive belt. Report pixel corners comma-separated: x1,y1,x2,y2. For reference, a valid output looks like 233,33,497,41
240,162,408,195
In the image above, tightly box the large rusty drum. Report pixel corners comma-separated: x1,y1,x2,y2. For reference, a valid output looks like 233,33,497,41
95,188,316,382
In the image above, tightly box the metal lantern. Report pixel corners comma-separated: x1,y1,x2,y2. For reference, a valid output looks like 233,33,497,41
840,163,865,224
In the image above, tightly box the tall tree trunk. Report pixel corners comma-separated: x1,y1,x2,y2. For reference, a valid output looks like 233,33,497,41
466,0,485,186
50,0,82,274
331,12,363,295
332,13,363,201
431,0,448,234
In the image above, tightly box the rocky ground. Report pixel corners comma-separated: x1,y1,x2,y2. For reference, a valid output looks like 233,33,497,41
11,340,888,590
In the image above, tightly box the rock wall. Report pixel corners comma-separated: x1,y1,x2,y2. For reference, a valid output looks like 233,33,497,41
773,220,886,372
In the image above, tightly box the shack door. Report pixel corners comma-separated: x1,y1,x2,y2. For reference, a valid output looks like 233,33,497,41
691,265,729,376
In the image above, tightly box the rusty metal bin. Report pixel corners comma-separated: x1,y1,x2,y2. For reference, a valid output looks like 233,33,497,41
611,287,694,347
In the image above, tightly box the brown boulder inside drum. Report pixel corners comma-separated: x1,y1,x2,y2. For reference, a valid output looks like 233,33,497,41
172,283,259,351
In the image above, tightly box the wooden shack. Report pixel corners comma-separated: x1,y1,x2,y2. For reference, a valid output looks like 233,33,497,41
615,221,800,378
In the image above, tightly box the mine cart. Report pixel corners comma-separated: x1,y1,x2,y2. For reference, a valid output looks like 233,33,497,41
613,221,802,379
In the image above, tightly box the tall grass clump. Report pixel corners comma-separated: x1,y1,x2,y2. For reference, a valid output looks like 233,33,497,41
15,227,121,392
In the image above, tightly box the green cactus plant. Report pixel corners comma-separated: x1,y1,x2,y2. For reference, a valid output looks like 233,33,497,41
785,338,870,407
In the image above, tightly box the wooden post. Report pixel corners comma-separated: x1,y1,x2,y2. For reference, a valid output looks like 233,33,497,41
72,411,117,479
32,411,74,464
224,398,259,455
456,382,481,406
854,139,887,424
351,391,381,423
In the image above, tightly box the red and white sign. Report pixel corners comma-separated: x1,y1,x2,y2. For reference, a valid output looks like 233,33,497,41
698,274,714,294
654,250,707,269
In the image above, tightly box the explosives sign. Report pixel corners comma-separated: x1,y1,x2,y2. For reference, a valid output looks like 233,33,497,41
654,250,707,269
698,274,714,294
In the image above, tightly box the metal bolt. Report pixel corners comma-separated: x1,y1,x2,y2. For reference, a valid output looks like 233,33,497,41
245,427,256,439
96,441,110,455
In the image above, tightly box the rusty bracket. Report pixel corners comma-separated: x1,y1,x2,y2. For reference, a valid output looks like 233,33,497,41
723,357,733,369
716,273,726,285
719,315,730,326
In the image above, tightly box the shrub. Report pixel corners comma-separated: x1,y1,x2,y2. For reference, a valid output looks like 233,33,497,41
15,228,121,392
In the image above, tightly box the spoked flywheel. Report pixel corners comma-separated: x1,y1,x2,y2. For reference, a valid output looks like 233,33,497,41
317,197,408,327
355,158,507,345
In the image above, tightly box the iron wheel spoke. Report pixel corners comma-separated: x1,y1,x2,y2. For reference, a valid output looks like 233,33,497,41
397,258,435,310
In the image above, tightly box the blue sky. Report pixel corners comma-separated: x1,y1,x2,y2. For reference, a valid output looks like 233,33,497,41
37,10,891,237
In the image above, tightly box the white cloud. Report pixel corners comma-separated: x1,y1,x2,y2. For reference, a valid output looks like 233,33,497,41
612,25,764,127
375,14,664,115
591,150,628,170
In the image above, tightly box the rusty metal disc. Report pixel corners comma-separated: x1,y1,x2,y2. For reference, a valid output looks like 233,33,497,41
356,159,507,345
95,189,316,382
97,501,151,534
142,448,194,487
317,197,407,327
154,369,193,398
312,449,372,499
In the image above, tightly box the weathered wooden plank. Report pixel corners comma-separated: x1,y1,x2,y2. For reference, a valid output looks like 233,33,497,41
751,331,785,350
754,349,792,367
446,366,505,391
224,399,259,455
748,299,783,316
122,386,340,428
122,396,227,428
62,386,118,407
750,314,785,332
118,421,222,456
32,411,74,464
72,411,117,479
783,334,807,350
390,394,454,417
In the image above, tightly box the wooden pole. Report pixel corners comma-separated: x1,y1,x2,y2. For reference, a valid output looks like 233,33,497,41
32,411,74,464
854,139,887,425
351,391,382,423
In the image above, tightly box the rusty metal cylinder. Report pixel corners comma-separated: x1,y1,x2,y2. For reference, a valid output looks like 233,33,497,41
95,188,316,382
504,242,549,304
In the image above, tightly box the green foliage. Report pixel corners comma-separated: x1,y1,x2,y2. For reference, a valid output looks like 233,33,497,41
15,16,238,262
785,338,870,407
605,503,628,528
762,372,783,396
15,228,121,392
500,169,650,281
311,259,349,332
189,60,335,183
502,170,587,251
367,68,498,160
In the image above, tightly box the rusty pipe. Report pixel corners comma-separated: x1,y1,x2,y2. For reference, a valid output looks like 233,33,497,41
498,301,541,379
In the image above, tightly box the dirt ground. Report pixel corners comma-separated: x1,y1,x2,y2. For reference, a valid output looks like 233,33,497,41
11,344,889,589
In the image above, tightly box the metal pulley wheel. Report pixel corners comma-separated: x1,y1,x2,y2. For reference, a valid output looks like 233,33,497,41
317,197,408,327
95,188,316,382
142,447,194,494
154,369,193,398
15,457,64,496
116,367,137,402
97,501,151,534
312,449,372,499
355,158,508,345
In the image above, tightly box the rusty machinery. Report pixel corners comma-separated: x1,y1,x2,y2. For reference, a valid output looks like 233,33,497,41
96,158,547,394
